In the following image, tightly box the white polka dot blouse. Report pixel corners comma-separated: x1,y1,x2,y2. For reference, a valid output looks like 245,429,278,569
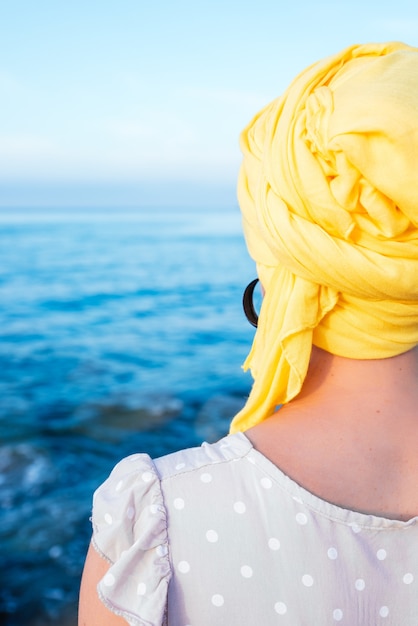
92,432,418,625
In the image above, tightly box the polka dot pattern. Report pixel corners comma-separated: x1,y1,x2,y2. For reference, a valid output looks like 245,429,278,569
268,538,280,551
103,573,115,587
137,582,147,596
178,561,190,574
240,565,253,578
156,545,168,558
274,602,287,615
296,512,308,525
233,501,246,514
174,498,185,510
206,530,218,543
211,594,224,607
93,433,418,626
126,506,135,520
327,547,338,560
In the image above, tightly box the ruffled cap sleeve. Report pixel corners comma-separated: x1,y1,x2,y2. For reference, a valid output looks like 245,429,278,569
91,454,171,625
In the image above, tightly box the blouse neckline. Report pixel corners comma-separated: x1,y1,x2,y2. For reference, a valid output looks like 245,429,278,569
232,431,418,531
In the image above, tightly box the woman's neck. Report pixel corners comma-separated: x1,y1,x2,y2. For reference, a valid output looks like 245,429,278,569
246,345,418,520
286,345,418,423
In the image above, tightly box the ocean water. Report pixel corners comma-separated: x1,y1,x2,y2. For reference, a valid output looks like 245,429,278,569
0,206,258,625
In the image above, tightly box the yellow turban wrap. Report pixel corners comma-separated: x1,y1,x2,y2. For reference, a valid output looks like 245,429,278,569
230,42,418,434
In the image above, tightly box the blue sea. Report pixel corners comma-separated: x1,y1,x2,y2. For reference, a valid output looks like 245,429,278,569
0,206,257,625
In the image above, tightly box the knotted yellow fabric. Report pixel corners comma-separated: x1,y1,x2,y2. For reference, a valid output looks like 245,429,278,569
230,42,418,434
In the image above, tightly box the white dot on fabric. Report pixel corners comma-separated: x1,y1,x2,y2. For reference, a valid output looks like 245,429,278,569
302,574,314,587
234,501,246,514
333,608,343,621
403,573,414,585
212,594,224,607
380,606,389,618
115,480,123,491
274,602,287,615
174,498,185,510
104,513,113,525
241,565,253,578
355,579,365,591
142,471,153,483
126,507,135,520
327,547,338,560
137,582,147,596
268,538,281,551
175,462,186,470
103,573,115,587
178,561,190,573
157,545,168,557
149,505,159,515
350,523,362,534
377,549,387,561
206,530,219,543
296,512,308,525
261,477,273,489
200,473,213,483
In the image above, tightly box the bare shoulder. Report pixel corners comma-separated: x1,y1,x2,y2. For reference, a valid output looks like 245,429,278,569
78,543,128,626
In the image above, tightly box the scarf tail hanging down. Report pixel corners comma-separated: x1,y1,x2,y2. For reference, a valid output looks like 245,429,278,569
230,41,418,434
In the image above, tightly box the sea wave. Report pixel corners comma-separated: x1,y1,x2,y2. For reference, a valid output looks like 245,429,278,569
0,207,254,624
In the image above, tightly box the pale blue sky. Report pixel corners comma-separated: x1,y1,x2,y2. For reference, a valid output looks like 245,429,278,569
1,0,418,206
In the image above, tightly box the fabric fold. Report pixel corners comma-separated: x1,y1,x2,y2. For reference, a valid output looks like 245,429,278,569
92,454,171,626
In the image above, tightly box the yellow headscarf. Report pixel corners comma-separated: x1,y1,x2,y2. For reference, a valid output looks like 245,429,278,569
230,42,418,434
